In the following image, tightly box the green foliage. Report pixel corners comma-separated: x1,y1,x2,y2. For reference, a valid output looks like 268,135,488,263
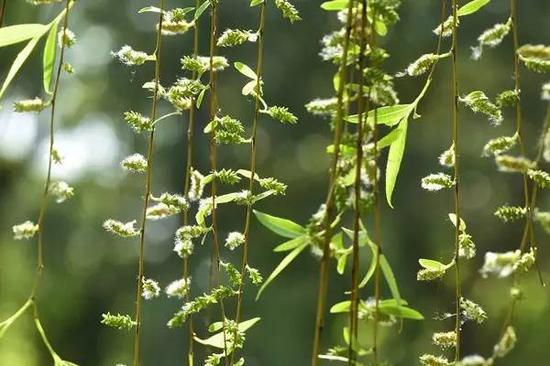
1,0,549,365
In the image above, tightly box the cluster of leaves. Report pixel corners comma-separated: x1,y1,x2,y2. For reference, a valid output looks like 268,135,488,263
104,0,300,364
0,1,80,365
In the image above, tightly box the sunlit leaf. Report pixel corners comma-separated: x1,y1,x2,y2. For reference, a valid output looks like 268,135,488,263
234,61,257,79
194,318,260,349
274,235,309,252
320,0,348,11
194,0,211,20
385,119,408,208
0,24,47,48
457,0,490,17
43,21,60,94
256,242,308,299
253,210,305,238
0,36,43,100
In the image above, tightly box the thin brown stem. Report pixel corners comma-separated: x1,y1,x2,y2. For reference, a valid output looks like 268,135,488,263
132,2,165,365
231,2,267,364
30,0,72,300
182,0,201,363
0,0,7,28
498,101,550,338
451,0,462,362
207,1,230,363
312,0,355,363
349,0,368,363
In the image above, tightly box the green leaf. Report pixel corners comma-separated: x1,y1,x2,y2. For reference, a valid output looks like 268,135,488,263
208,321,224,333
379,254,401,307
194,318,260,349
377,128,404,149
251,189,276,204
337,254,347,275
0,2,71,100
330,300,351,313
274,235,309,252
196,87,207,108
378,303,424,320
385,118,408,208
0,24,48,48
242,80,257,96
256,242,308,299
320,0,348,11
419,258,447,271
0,36,44,100
253,210,305,238
234,61,257,80
43,21,59,94
194,0,211,20
374,20,387,36
346,104,413,126
358,247,377,288
250,0,264,6
448,213,466,231
138,6,162,13
457,0,490,17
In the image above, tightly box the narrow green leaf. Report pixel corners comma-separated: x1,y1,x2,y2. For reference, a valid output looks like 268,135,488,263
358,248,377,288
208,321,224,333
242,80,257,96
138,6,162,13
346,104,412,126
378,303,424,320
253,210,305,238
419,258,447,270
337,254,347,275
320,0,348,11
256,243,308,299
43,21,59,94
251,189,276,204
379,255,401,307
448,213,467,231
318,354,349,362
0,36,43,100
250,0,264,6
196,87,207,108
194,318,260,349
0,24,48,48
234,62,257,80
330,300,351,313
274,235,309,252
377,128,403,149
385,119,408,208
194,0,211,20
457,0,490,17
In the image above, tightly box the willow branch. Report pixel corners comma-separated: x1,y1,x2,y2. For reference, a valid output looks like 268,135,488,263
132,1,165,365
451,0,462,361
311,0,355,363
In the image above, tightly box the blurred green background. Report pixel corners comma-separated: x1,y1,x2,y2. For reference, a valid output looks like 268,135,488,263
1,0,549,365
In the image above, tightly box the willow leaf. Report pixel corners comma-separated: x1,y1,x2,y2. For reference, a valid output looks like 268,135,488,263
194,318,260,349
0,36,43,100
0,24,47,48
457,0,490,17
43,21,59,94
385,118,408,208
320,0,348,11
256,242,308,299
253,210,305,238
274,235,309,252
